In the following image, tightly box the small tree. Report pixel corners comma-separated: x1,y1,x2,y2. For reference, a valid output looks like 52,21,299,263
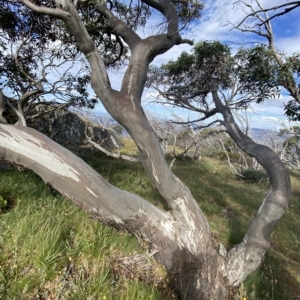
0,0,125,124
228,0,300,120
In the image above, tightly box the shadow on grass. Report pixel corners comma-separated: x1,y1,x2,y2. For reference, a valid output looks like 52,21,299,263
243,252,300,300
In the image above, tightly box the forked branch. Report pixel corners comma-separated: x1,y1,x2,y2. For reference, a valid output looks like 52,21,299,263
233,0,300,27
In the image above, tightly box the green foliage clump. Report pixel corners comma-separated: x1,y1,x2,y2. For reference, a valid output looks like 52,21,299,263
0,195,8,210
240,168,266,183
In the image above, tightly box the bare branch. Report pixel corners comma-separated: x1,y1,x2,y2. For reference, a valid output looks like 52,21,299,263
85,128,141,163
193,119,222,130
233,1,300,28
218,134,245,178
228,0,300,106
20,0,112,99
6,98,27,126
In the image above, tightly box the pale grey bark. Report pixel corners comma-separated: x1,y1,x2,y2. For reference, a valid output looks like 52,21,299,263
6,98,27,126
0,123,228,298
7,1,220,298
211,87,291,286
0,124,171,235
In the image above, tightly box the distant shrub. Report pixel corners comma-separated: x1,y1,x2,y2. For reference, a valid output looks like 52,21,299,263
202,149,225,158
241,168,266,183
175,155,194,161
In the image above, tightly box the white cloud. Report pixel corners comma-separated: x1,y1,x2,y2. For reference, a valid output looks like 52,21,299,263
261,116,278,121
275,36,300,55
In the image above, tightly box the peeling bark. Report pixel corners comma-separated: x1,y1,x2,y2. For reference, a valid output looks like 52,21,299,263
0,124,174,234
0,123,230,299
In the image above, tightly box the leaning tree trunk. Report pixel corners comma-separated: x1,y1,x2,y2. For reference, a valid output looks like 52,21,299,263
0,123,229,299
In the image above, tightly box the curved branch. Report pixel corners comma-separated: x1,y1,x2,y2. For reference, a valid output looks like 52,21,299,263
106,32,125,66
142,0,179,36
233,1,300,28
0,123,171,236
20,0,112,100
19,0,212,259
85,128,141,163
96,3,141,50
193,119,222,130
210,87,291,286
180,38,194,45
19,85,43,110
259,3,300,25
6,98,27,126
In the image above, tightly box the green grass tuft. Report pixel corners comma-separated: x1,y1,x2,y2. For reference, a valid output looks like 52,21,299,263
0,170,170,299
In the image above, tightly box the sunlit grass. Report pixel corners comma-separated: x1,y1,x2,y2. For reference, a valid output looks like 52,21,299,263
0,171,170,299
0,138,299,299
117,137,140,157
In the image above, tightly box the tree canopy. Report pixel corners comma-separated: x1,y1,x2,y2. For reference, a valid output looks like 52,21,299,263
229,0,300,121
148,40,300,126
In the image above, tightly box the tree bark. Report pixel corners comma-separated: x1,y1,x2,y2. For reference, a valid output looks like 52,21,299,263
211,87,291,286
0,123,229,299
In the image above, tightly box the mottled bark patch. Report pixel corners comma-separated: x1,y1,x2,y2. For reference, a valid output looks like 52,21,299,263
169,247,229,300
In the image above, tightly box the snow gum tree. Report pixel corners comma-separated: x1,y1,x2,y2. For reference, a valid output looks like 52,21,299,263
0,0,291,299
0,1,103,125
229,0,300,121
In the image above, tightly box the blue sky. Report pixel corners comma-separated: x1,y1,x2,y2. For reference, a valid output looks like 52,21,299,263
95,0,300,129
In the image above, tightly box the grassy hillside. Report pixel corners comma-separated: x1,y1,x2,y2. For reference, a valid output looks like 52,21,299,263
0,138,299,299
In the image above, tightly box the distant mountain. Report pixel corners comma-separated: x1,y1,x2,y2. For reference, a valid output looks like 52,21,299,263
253,127,289,145
94,112,277,142
251,128,270,141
